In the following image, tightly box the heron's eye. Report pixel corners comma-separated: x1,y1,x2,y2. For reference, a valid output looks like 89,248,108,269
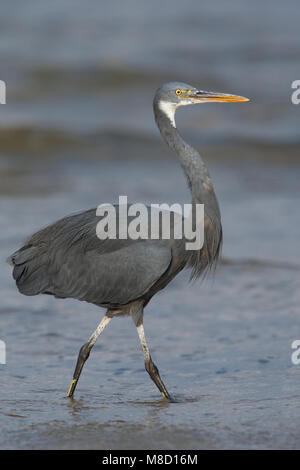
175,89,182,96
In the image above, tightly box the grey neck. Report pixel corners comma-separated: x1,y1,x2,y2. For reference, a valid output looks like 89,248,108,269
153,103,221,221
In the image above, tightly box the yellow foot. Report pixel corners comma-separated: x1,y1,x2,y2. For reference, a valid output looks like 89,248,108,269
66,378,77,397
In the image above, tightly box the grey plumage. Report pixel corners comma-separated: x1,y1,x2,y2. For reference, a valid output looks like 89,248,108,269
9,208,185,306
7,82,248,400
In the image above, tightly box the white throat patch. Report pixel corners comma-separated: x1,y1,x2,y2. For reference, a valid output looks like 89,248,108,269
158,99,193,127
158,100,177,127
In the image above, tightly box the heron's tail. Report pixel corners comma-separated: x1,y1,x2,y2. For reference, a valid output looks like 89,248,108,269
7,245,49,296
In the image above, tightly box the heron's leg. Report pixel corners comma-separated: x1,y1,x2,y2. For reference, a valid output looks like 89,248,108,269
67,313,112,398
132,309,172,402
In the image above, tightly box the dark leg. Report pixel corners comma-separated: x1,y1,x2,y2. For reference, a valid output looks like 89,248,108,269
144,355,172,401
67,313,112,398
132,308,172,401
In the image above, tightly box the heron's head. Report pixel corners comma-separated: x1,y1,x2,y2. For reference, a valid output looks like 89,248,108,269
154,81,249,126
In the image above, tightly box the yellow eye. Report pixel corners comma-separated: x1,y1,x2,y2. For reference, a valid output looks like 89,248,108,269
175,89,182,96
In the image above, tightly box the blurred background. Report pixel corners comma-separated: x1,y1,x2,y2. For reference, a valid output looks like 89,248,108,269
0,0,300,450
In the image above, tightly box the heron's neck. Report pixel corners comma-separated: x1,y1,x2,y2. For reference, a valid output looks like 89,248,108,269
154,102,220,220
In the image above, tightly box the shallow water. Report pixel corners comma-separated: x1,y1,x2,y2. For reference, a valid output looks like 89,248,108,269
1,158,300,450
1,0,300,451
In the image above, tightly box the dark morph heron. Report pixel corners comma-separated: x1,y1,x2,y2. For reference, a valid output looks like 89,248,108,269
8,82,248,401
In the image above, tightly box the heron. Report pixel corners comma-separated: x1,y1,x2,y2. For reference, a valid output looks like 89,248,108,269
7,82,249,401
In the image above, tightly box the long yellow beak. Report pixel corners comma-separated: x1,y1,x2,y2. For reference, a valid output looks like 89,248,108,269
184,91,249,103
